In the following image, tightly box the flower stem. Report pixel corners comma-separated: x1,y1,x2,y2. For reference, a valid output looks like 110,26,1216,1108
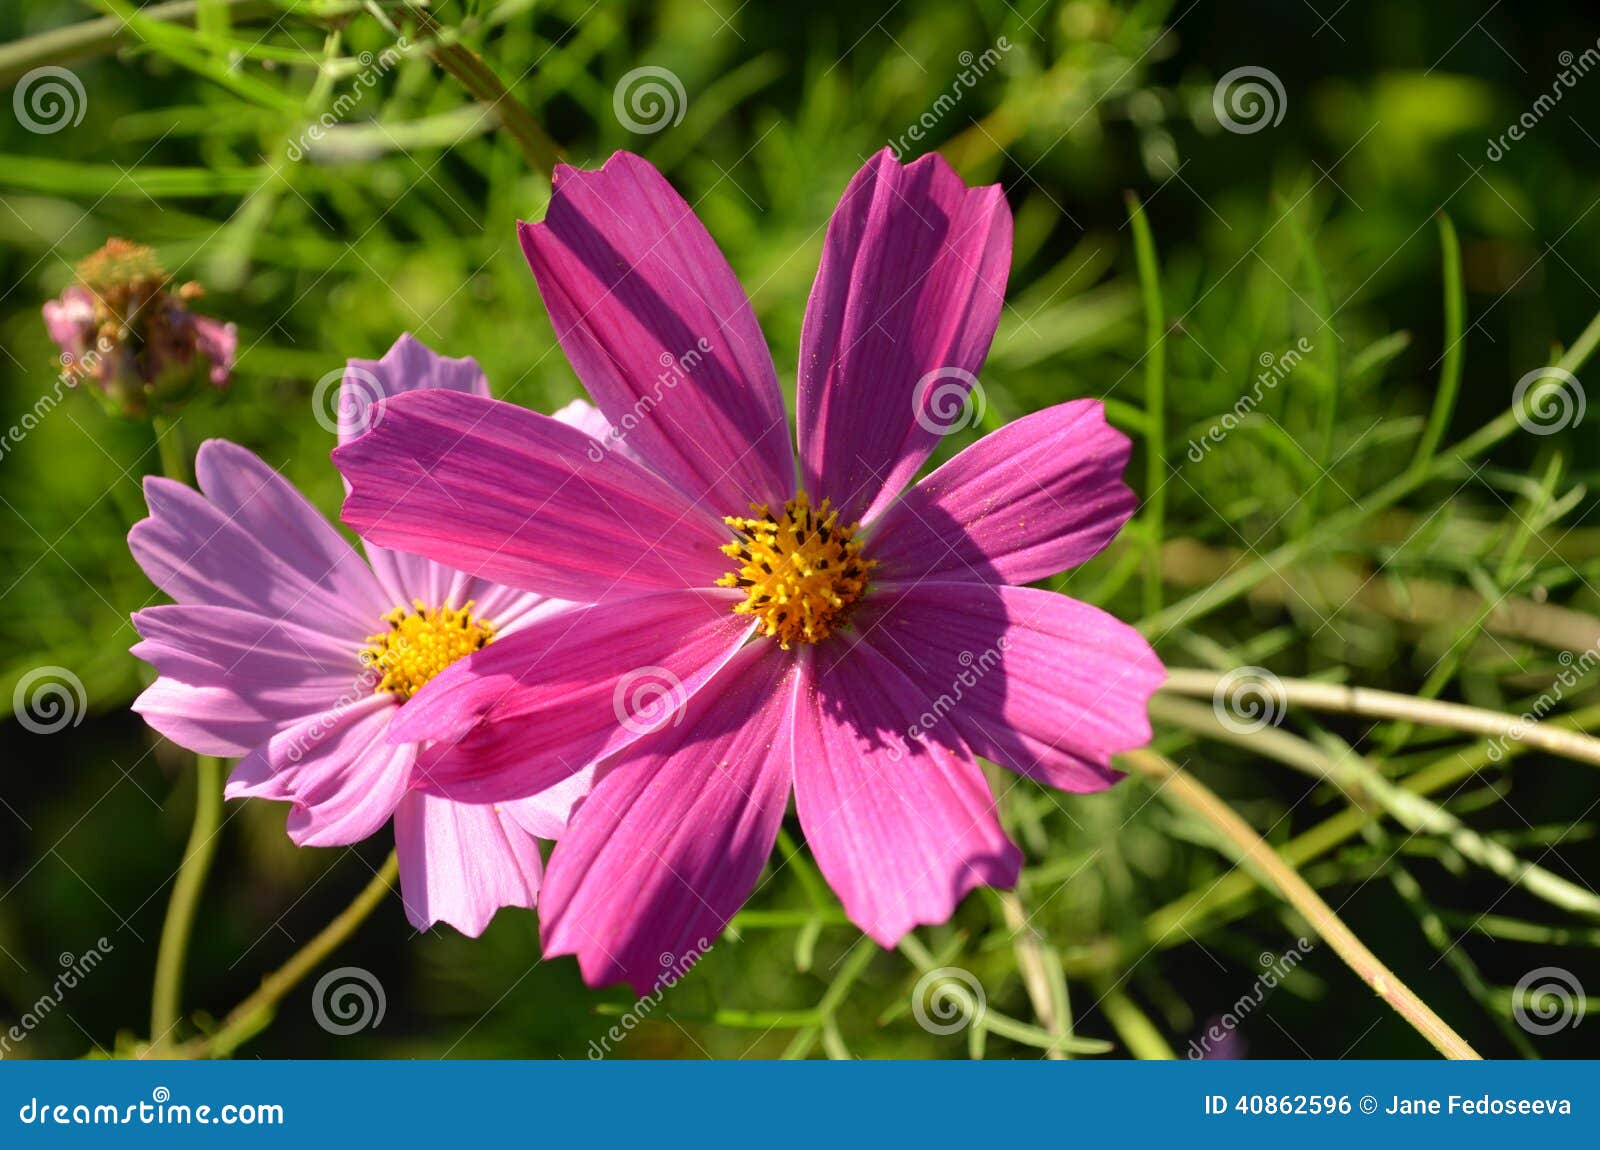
1152,692,1600,919
0,0,276,85
150,414,189,484
1125,192,1166,620
1122,748,1481,1059
149,754,223,1049
394,4,562,176
1099,985,1178,1060
145,411,221,1053
989,768,1073,1059
1412,215,1465,472
996,890,1070,1059
1094,701,1600,975
780,938,877,1060
1162,666,1600,770
176,851,399,1060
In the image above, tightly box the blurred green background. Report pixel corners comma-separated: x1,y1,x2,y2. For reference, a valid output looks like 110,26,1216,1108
2,0,1598,1059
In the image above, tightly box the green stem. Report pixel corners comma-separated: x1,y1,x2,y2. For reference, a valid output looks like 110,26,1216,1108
150,414,189,484
1126,193,1166,619
0,0,277,85
991,768,1073,1059
1099,986,1177,1060
145,412,219,1051
1124,749,1481,1059
1128,701,1600,968
1413,215,1465,472
150,754,223,1048
177,851,399,1059
1161,667,1600,771
400,5,562,177
1151,691,1600,919
780,939,877,1060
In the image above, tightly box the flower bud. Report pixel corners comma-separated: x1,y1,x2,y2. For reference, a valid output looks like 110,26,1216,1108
41,239,237,418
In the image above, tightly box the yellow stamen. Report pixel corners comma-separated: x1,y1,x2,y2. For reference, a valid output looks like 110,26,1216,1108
362,598,495,700
716,491,875,648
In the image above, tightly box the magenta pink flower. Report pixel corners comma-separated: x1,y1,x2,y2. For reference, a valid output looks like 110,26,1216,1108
335,150,1164,990
129,334,598,936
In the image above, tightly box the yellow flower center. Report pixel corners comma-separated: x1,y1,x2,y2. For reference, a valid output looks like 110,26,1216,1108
716,492,875,648
363,599,495,700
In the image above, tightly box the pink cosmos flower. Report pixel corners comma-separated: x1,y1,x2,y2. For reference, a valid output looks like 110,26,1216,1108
335,150,1165,991
129,334,597,936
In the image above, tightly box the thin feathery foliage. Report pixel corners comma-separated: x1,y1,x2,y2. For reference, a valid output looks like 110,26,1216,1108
1,0,1597,1059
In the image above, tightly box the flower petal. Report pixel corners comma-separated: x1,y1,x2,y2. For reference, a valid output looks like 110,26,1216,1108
366,464,595,627
340,332,489,447
792,642,1019,947
394,591,754,803
43,285,94,351
334,388,731,601
519,151,794,512
867,400,1135,585
856,582,1163,793
132,443,387,634
539,642,796,993
797,149,1012,524
132,678,287,761
131,604,366,757
393,792,543,937
340,332,496,608
192,315,237,386
338,338,598,624
226,694,413,847
500,763,598,840
546,396,647,470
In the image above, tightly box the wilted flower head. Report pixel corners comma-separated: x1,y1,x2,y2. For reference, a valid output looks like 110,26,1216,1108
42,238,236,417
